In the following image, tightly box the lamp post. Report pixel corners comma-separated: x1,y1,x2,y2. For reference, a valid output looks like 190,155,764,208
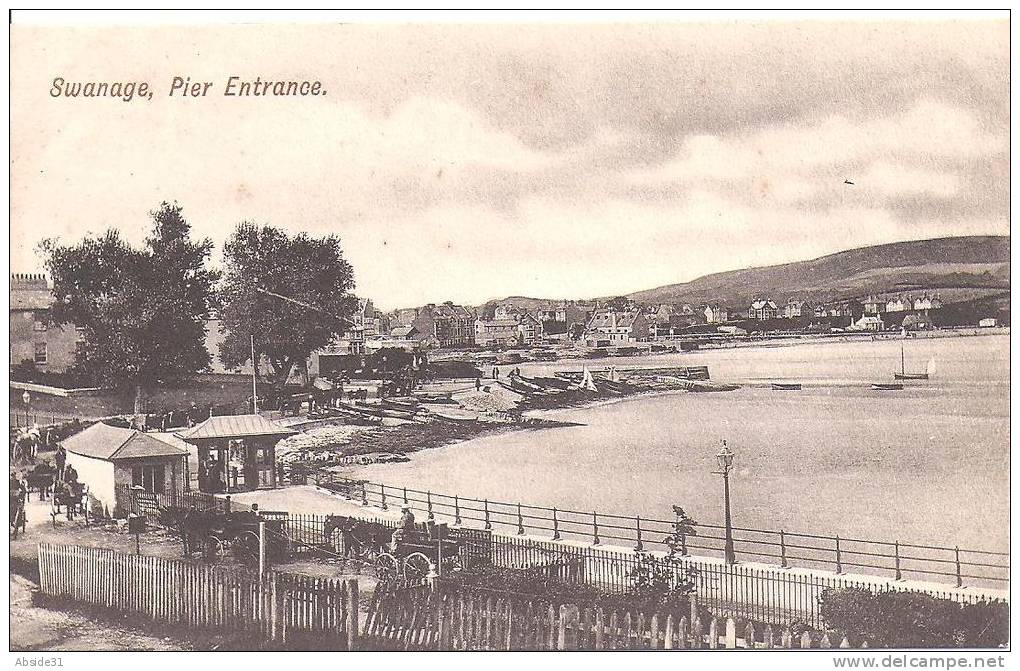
715,440,736,564
21,391,31,427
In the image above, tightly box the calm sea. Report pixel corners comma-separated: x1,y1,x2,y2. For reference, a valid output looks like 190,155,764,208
357,333,1009,551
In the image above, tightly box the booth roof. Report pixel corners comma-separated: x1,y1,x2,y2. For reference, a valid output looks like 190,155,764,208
62,422,189,461
176,414,297,441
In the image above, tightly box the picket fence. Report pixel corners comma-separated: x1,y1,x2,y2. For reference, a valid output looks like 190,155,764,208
362,585,865,650
36,543,359,649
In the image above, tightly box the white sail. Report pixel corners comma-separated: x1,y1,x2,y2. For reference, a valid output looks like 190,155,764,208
926,356,937,377
580,366,599,392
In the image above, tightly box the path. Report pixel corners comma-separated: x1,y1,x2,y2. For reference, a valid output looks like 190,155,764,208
9,574,190,651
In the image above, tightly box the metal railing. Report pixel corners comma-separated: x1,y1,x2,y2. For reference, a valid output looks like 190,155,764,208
312,473,1009,589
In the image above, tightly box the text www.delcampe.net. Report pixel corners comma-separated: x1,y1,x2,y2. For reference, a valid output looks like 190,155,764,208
834,656,1007,669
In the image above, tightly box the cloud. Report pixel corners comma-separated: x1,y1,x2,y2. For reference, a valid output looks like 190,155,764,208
9,21,1010,309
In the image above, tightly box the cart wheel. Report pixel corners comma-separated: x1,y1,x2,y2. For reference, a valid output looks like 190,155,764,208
375,553,399,579
404,552,432,581
203,536,225,561
234,531,260,566
277,529,294,560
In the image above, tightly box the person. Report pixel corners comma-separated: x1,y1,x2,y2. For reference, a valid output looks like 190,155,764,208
64,463,78,485
475,377,481,391
54,445,66,481
10,471,27,534
391,504,416,549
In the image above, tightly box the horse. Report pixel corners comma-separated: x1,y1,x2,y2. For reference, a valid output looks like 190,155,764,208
323,515,386,559
159,506,223,558
51,480,86,521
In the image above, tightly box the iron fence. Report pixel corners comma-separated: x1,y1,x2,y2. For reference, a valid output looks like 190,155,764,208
313,473,1009,589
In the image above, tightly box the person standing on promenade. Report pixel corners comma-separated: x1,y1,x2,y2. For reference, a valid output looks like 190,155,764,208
54,444,66,482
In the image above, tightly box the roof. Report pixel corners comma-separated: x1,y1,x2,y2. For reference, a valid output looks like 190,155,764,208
751,300,778,310
177,414,297,441
391,326,418,338
62,422,189,461
587,309,641,329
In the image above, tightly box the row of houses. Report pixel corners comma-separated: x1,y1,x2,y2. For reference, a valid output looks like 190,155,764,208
7,272,960,377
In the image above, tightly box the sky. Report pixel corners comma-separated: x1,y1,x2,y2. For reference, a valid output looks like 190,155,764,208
9,18,1009,311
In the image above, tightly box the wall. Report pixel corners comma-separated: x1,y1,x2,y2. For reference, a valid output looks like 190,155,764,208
65,451,116,517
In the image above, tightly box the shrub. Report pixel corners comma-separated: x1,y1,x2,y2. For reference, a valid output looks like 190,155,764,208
819,587,1009,648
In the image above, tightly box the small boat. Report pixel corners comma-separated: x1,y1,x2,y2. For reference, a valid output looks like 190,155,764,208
430,409,479,424
871,383,904,391
771,383,802,391
893,344,929,380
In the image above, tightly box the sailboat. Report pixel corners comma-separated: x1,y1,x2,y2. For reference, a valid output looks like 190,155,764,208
894,344,929,380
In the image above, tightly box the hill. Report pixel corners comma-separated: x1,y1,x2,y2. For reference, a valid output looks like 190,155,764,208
625,236,1009,308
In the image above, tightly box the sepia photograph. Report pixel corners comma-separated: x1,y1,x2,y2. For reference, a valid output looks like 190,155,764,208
7,9,1011,660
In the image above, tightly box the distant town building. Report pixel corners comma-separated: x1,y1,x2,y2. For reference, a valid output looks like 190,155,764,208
474,317,520,348
411,302,475,348
885,296,911,313
901,313,933,331
493,304,544,345
702,304,728,324
850,315,885,331
582,309,649,347
979,318,998,328
749,299,779,321
863,295,884,316
9,273,79,373
782,299,805,319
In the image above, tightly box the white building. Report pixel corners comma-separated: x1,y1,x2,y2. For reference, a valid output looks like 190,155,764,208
62,422,188,518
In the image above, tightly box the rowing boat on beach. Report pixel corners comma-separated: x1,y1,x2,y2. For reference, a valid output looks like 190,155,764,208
871,383,904,391
771,383,802,390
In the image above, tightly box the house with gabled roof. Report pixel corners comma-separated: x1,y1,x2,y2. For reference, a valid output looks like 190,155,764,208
62,422,189,518
582,309,649,346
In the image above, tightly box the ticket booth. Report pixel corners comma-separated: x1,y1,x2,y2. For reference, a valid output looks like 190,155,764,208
177,415,296,494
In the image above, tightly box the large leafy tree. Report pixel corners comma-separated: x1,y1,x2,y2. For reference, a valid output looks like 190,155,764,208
218,223,358,386
40,203,218,412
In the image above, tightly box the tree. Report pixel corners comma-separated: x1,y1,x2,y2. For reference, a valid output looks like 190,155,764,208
218,223,358,387
41,203,218,413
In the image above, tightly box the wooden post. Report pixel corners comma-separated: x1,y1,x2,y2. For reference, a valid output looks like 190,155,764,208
835,535,843,574
551,508,561,541
483,499,492,530
454,496,462,526
403,487,408,505
427,491,435,520
516,503,524,535
955,547,963,588
894,541,902,580
361,482,368,506
380,484,387,510
780,530,788,568
635,516,643,551
345,578,359,651
258,521,266,578
592,512,600,545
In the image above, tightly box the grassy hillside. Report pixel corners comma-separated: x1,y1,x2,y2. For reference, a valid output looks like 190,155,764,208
626,236,1009,307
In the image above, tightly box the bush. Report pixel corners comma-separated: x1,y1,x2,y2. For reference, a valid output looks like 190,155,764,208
819,587,1009,648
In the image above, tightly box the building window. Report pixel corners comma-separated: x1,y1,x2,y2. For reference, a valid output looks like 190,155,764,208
33,312,48,332
132,464,166,493
33,342,47,365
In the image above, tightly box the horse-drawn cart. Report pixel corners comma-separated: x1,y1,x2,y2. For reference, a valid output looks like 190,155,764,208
160,507,293,566
374,531,463,580
321,514,463,580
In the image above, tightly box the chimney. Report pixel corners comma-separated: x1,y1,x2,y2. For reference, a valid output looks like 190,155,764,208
11,273,48,290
